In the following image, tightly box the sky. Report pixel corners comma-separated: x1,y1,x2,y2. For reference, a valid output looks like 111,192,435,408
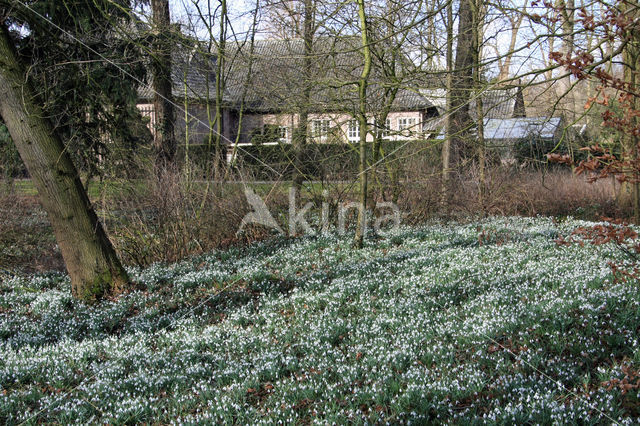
144,0,614,82
169,0,258,40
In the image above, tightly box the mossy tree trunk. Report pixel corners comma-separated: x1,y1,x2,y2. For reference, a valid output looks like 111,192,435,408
0,25,129,302
354,0,372,249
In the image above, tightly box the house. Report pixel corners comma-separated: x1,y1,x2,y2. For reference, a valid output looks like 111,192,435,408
137,41,223,146
476,88,563,161
423,83,563,162
422,84,528,134
136,35,559,163
137,36,440,148
224,37,447,146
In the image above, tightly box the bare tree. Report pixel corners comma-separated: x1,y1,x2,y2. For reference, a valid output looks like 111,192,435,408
472,0,486,204
442,0,475,200
187,0,229,183
151,0,177,170
354,0,372,248
261,0,319,187
368,0,436,205
441,0,455,208
493,1,526,82
554,0,578,122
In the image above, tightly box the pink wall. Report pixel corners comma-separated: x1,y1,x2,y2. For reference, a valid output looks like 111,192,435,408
236,111,428,144
138,103,431,146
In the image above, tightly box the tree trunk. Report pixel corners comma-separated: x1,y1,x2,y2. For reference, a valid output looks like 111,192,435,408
440,0,454,209
371,93,396,207
151,0,176,170
450,0,474,162
0,25,129,302
354,0,371,249
225,0,260,177
292,0,314,188
214,0,227,182
472,0,486,208
370,0,401,207
445,0,474,184
498,12,524,82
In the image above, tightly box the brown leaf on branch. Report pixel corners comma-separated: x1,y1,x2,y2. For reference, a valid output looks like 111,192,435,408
547,153,573,165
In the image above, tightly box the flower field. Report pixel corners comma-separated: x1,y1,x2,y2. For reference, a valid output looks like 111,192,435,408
1,216,640,424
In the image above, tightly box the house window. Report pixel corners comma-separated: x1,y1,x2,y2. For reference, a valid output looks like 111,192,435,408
312,119,330,139
277,126,288,142
383,118,391,138
137,104,156,133
374,118,390,139
348,120,360,142
398,117,417,132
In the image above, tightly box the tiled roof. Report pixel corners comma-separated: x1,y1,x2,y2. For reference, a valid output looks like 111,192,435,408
137,43,216,101
471,87,525,119
420,86,525,119
140,36,435,113
389,89,437,112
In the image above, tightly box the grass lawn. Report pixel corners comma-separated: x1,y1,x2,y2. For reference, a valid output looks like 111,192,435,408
2,178,348,199
1,216,639,423
2,179,139,199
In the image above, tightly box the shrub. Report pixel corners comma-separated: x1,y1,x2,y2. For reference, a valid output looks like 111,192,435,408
233,139,441,181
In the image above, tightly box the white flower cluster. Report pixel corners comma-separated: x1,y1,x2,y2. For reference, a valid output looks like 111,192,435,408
1,216,639,423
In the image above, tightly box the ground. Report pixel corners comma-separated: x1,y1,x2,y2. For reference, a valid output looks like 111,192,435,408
0,195,62,274
1,216,640,423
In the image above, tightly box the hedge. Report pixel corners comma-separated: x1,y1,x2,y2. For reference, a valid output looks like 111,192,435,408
230,140,442,181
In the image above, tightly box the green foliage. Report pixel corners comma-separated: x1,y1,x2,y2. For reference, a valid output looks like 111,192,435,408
514,131,595,168
5,0,149,178
249,124,282,145
514,136,561,166
234,140,441,180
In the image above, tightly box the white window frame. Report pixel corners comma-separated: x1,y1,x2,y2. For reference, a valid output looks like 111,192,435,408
347,119,360,142
312,119,330,140
398,117,417,132
383,118,391,138
277,126,288,143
